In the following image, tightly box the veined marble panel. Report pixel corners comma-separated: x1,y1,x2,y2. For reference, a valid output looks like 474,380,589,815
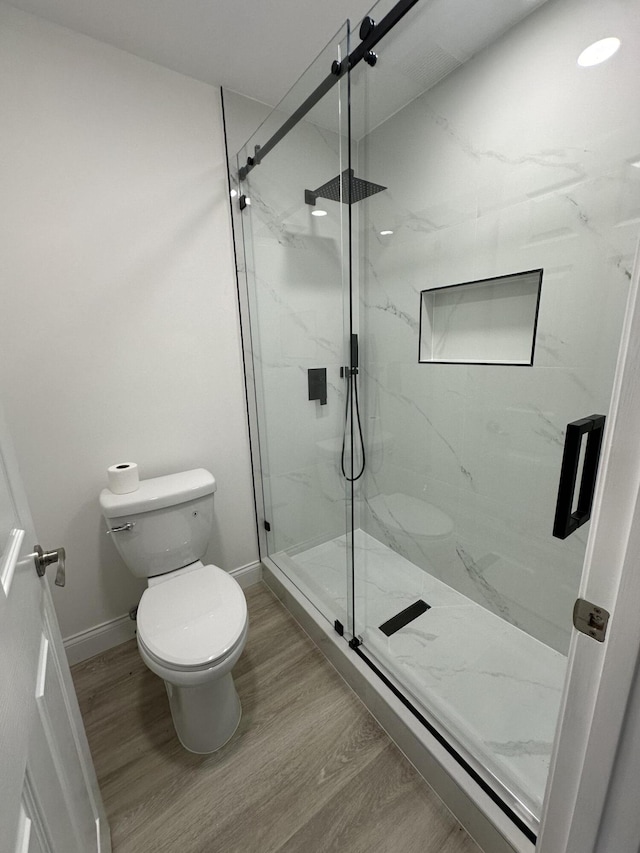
274,529,565,821
359,467,580,652
356,0,640,673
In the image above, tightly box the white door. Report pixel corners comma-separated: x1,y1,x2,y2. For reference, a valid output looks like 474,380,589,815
537,238,640,846
0,405,110,853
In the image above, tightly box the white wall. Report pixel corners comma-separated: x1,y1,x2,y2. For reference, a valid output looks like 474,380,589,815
0,3,258,642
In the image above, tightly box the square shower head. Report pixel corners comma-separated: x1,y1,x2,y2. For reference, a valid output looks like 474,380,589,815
305,168,386,206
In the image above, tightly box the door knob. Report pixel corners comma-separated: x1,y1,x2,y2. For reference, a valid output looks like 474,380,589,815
33,545,66,587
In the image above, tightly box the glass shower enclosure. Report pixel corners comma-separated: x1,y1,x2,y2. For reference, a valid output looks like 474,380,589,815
227,0,640,841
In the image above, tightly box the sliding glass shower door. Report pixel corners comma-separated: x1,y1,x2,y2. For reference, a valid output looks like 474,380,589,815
349,0,640,834
229,0,640,842
233,25,355,631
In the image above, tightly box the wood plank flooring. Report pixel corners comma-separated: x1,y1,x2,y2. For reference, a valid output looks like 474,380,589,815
71,582,484,853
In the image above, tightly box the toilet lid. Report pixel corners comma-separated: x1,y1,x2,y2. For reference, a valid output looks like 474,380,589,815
368,493,454,538
137,564,247,669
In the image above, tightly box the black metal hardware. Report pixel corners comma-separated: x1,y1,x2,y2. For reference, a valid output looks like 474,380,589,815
379,600,430,637
340,365,357,378
350,332,359,371
334,620,344,636
308,367,327,405
341,333,366,481
553,414,606,540
239,194,249,210
359,16,376,40
364,51,378,67
349,636,362,649
238,73,338,183
350,643,537,845
236,0,421,180
304,169,386,207
264,520,271,532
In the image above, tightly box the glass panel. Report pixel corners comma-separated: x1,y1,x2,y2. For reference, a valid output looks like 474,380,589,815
229,24,354,629
351,0,640,831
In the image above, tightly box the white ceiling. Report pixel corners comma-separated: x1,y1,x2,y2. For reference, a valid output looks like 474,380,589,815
7,0,549,149
6,0,376,107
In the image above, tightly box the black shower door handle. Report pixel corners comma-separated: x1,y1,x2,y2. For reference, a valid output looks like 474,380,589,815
553,414,606,540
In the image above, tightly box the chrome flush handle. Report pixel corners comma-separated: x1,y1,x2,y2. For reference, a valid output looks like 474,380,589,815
33,545,66,587
107,522,135,534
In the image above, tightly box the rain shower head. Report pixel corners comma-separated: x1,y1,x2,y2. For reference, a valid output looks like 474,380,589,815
305,168,386,207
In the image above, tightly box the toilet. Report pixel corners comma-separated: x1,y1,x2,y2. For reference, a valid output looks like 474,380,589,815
99,468,248,754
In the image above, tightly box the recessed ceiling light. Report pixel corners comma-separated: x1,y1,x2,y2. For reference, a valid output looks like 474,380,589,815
311,209,328,217
577,37,620,67
380,230,394,236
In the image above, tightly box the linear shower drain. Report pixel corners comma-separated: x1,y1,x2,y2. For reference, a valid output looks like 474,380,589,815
378,599,431,637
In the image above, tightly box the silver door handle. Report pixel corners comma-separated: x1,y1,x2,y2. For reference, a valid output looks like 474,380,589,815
107,522,135,534
34,545,66,587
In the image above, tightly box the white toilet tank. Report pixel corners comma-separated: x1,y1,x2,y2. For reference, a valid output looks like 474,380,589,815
99,468,216,579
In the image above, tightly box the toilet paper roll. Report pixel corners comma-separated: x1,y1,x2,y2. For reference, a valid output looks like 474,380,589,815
107,462,140,495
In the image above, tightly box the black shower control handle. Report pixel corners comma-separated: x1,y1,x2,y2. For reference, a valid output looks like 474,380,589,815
308,368,327,406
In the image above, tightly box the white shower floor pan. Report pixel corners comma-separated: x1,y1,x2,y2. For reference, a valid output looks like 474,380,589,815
273,528,565,825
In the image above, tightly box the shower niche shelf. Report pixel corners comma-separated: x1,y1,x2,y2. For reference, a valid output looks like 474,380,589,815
419,269,542,365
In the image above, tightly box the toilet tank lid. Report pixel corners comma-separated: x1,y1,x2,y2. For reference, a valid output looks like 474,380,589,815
99,468,216,518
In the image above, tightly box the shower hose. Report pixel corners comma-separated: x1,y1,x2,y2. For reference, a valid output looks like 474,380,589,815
341,367,366,482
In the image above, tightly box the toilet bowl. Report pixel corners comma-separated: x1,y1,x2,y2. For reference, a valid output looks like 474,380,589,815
99,468,248,753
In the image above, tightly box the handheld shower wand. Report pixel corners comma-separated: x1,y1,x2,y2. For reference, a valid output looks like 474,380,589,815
341,334,366,482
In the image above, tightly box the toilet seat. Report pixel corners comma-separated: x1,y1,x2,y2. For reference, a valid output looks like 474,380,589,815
137,624,247,674
136,563,247,670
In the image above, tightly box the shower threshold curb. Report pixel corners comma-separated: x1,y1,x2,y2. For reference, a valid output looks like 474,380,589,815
262,556,535,853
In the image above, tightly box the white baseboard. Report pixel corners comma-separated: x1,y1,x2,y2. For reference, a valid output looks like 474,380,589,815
230,560,262,589
64,614,137,666
64,560,263,666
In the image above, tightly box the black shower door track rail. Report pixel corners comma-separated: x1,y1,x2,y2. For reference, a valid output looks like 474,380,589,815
351,643,538,844
237,0,422,180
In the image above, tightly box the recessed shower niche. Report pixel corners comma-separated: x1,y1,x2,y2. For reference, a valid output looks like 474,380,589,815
419,269,543,365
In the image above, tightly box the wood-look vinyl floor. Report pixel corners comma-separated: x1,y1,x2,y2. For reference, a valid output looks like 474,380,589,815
72,582,484,853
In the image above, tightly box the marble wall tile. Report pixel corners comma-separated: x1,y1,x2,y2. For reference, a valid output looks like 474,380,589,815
242,0,640,658
241,111,351,555
357,0,640,651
